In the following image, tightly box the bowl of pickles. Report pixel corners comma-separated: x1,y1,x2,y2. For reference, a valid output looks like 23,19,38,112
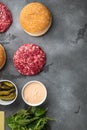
0,80,18,105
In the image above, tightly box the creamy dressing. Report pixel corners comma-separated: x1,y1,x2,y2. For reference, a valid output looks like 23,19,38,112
23,82,46,105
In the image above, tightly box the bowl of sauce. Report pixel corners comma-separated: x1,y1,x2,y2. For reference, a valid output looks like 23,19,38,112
22,81,47,106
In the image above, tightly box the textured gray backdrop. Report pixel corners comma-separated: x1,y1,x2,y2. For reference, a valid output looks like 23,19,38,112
0,0,87,130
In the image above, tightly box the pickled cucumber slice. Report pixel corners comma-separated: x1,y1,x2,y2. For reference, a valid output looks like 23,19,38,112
0,93,16,101
0,88,15,96
4,81,14,88
0,85,11,90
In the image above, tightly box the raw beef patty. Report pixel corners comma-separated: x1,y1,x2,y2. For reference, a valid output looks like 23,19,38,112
0,2,12,32
13,44,46,75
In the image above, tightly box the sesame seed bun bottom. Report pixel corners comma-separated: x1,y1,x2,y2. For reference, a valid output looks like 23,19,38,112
0,44,6,69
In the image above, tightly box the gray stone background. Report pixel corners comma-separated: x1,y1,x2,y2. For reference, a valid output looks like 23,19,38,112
0,0,87,130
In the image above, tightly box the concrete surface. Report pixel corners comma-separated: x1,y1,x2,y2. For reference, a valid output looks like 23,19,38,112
0,0,87,130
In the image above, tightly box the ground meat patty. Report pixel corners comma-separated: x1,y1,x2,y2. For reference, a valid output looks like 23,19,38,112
13,44,46,75
0,2,12,32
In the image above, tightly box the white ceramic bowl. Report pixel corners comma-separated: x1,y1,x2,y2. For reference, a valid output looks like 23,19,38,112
0,80,18,105
22,81,47,106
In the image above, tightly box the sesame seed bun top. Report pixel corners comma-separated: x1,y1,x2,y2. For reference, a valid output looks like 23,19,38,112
19,2,52,36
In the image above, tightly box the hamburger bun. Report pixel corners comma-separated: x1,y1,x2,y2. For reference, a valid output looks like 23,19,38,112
0,44,6,69
19,2,52,36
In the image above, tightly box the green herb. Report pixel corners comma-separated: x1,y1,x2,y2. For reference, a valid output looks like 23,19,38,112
6,107,54,130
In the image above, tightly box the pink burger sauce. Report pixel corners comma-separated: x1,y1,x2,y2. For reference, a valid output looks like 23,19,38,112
23,81,47,105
